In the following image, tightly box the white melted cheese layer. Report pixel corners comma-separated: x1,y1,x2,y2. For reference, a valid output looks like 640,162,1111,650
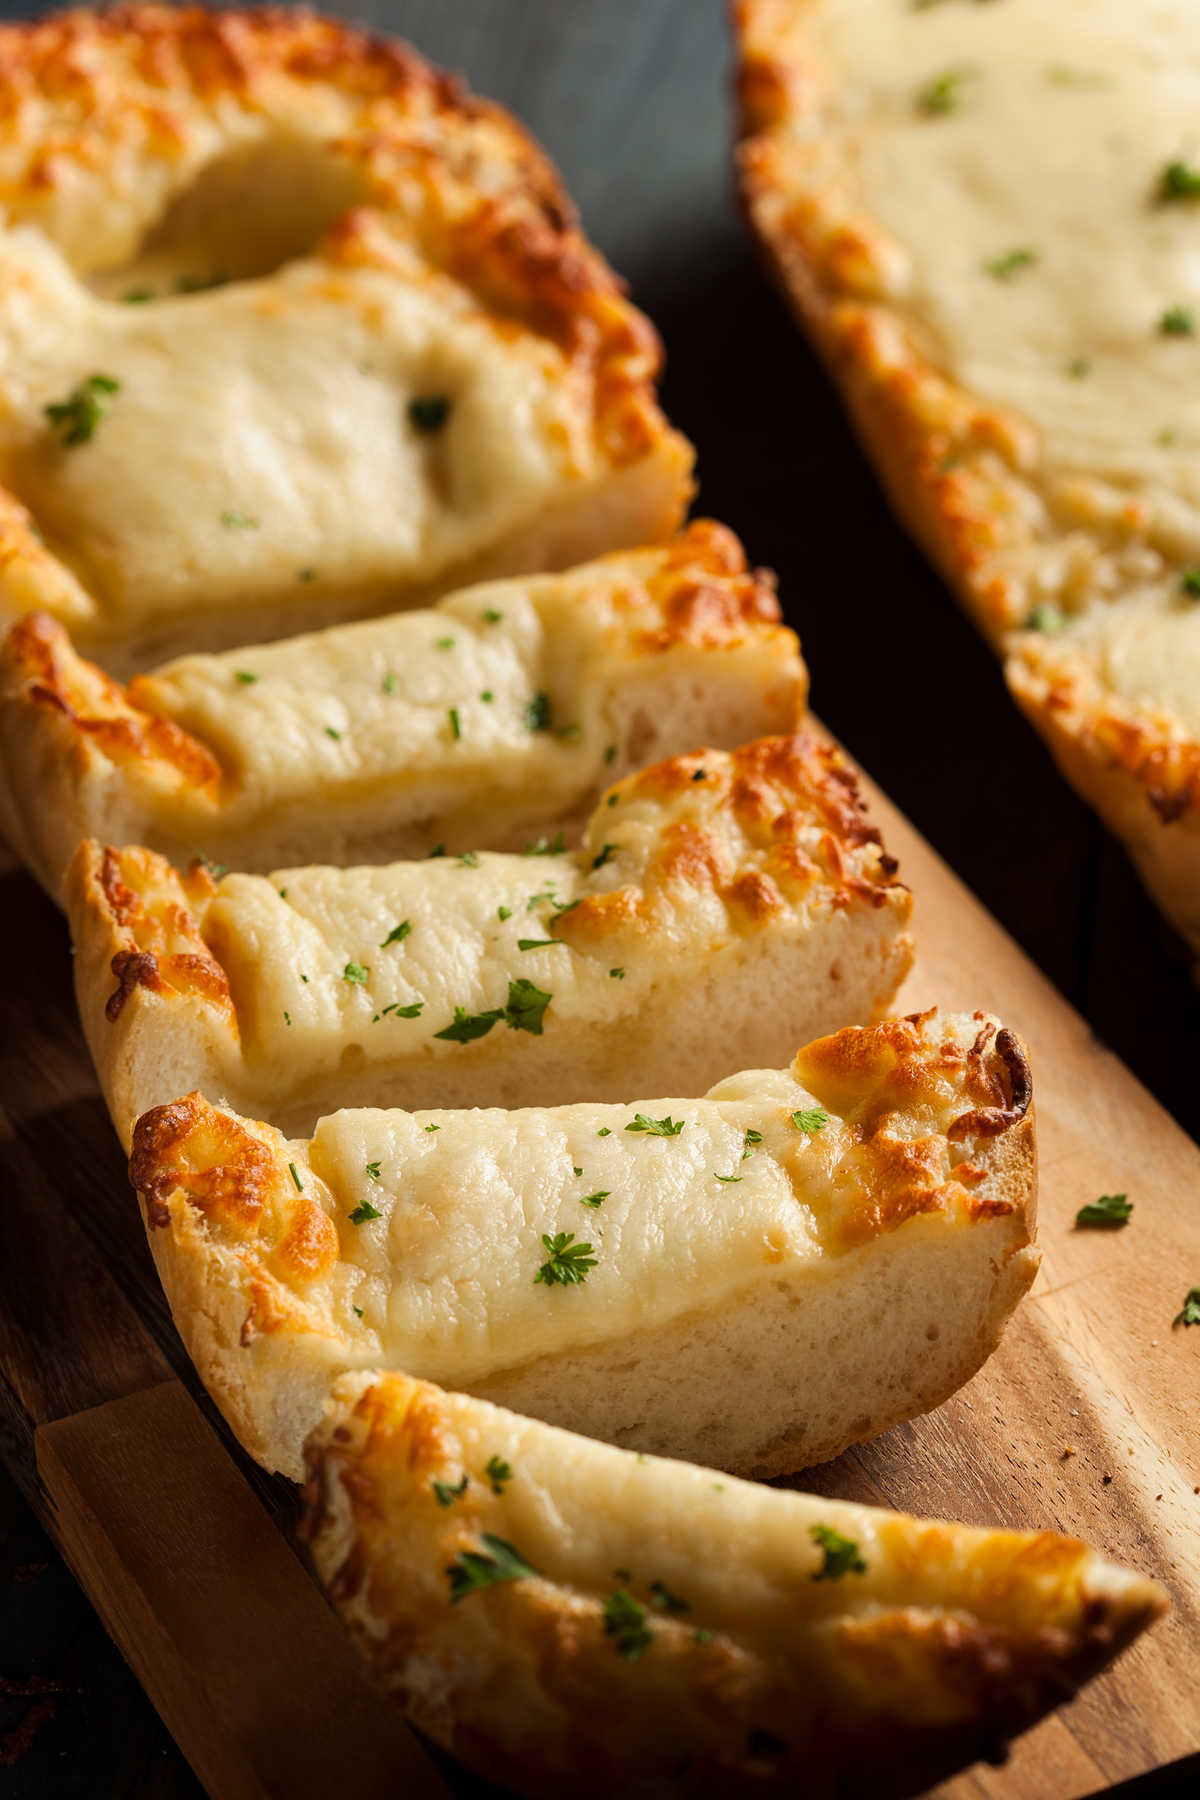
305,1072,832,1382
811,0,1200,486
0,230,591,626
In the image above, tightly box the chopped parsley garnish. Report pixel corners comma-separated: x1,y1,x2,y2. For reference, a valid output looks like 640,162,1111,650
592,843,616,869
481,607,503,623
522,832,565,856
446,1534,537,1601
1067,356,1091,378
524,691,553,732
380,920,412,948
435,635,456,650
325,725,342,740
693,1628,714,1646
810,1524,867,1581
573,1167,583,1177
625,1113,684,1137
533,1231,598,1287
1162,159,1200,201
715,1172,743,1184
221,510,259,529
283,1010,291,1025
448,706,462,740
497,905,513,921
365,1160,382,1181
298,567,317,582
603,744,617,764
480,689,494,702
606,792,619,807
649,1580,689,1613
409,394,451,433
517,937,563,951
382,671,398,694
288,1161,304,1192
373,1001,423,1020
122,287,154,303
1174,1287,1200,1327
45,373,121,446
791,1108,829,1134
458,851,480,867
352,1305,364,1318
428,844,446,857
1075,1193,1132,1227
1181,570,1200,597
432,1473,469,1507
603,1589,652,1659
425,1122,440,1132
485,1455,513,1493
1028,603,1066,632
349,1199,382,1225
1160,306,1195,336
579,1191,610,1209
609,967,625,980
984,247,1037,280
435,978,552,1042
343,961,369,985
690,769,707,782
234,670,259,684
597,1126,612,1138
742,1129,763,1159
918,68,967,116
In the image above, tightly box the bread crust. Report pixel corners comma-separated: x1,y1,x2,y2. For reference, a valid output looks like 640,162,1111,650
66,731,914,1144
0,522,807,901
0,4,692,666
299,1367,1165,1798
126,1009,1036,1481
734,0,1200,960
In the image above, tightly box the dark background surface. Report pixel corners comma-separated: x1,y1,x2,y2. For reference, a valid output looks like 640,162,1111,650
1,0,1197,1794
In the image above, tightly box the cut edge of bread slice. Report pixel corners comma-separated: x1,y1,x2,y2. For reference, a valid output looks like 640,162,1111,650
299,1364,1166,1799
733,0,1200,962
125,1008,1036,1481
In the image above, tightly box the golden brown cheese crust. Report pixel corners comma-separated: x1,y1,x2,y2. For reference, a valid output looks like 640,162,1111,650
299,1369,1165,1799
734,0,1200,954
91,841,232,1024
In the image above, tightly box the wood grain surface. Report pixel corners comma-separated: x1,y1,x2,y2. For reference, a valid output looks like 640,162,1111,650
0,1,1198,1797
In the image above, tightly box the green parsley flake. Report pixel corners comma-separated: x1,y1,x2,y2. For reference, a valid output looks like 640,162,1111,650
534,1231,598,1287
298,567,317,583
522,832,565,857
592,843,616,870
693,1628,714,1646
597,1127,612,1138
325,725,342,740
374,1001,423,1020
497,905,513,921
984,247,1037,280
425,1123,440,1133
791,1108,829,1134
435,978,552,1043
1075,1193,1132,1228
1181,570,1200,597
382,671,398,694
428,844,446,857
742,1129,763,1159
457,851,480,867
690,769,707,782
579,1191,610,1209
480,689,494,702
435,636,456,650
485,1454,513,1493
45,373,121,446
352,1305,364,1318
1160,306,1196,336
365,1160,382,1181
810,1524,867,1581
1174,1287,1200,1327
481,607,503,623
649,1580,689,1613
234,670,259,685
1027,604,1066,633
380,921,412,948
1162,160,1200,201
122,287,154,303
1067,357,1091,378
409,394,451,433
283,1011,291,1026
603,1589,652,1660
517,937,563,951
221,510,259,529
715,1172,743,1184
446,1534,537,1602
349,1199,382,1225
609,967,626,980
432,1473,469,1507
448,706,462,741
603,744,617,764
524,692,553,732
626,1113,684,1137
918,68,968,116
343,961,369,985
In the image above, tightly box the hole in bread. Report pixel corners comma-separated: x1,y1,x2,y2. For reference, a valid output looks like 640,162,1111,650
88,136,369,301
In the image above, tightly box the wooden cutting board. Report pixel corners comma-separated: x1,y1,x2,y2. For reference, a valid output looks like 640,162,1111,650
0,738,1196,1800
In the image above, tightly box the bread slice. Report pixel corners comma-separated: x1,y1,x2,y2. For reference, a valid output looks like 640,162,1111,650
300,1366,1164,1799
0,6,691,673
736,0,1200,961
127,1008,1036,1481
0,522,805,901
67,732,914,1144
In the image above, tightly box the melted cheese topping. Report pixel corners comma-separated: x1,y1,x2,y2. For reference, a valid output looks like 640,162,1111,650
810,1,1200,488
305,1075,832,1383
1023,580,1200,737
0,230,594,633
